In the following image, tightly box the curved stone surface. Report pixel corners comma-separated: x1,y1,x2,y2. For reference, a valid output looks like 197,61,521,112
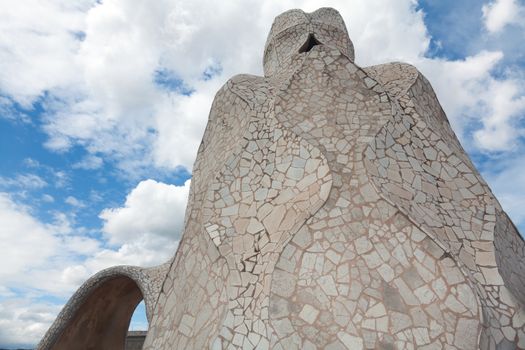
37,264,169,350
363,62,525,348
206,97,333,349
39,7,525,350
264,47,481,349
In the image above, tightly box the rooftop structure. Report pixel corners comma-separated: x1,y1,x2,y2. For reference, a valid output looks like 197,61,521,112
39,7,525,350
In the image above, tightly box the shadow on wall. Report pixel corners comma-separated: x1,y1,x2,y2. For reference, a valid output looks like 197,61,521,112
51,276,146,350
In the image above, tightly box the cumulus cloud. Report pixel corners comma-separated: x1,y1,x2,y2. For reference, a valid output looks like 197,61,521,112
100,179,190,245
414,51,504,141
0,193,97,294
152,81,223,168
473,77,525,151
0,298,61,348
411,50,525,152
0,194,59,284
482,0,525,33
0,0,93,106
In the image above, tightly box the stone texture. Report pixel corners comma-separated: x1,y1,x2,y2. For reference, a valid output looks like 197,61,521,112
38,7,525,350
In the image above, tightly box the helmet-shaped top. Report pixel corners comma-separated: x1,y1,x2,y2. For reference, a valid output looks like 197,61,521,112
263,8,354,76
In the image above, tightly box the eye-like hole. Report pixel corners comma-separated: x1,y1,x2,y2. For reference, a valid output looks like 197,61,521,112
298,33,321,53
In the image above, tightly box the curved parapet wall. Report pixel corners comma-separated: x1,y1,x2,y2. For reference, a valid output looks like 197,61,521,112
37,264,168,350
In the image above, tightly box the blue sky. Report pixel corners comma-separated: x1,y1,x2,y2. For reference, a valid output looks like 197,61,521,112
0,0,524,348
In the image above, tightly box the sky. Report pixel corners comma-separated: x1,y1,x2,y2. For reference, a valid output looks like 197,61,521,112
0,0,524,348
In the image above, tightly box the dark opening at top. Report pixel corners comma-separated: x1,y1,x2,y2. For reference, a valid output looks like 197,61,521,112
299,34,321,53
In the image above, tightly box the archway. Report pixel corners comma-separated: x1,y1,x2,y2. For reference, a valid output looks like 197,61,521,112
51,276,144,350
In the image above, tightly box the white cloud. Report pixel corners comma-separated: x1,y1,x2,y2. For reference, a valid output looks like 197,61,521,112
100,179,190,245
0,298,61,348
482,0,525,33
83,236,179,273
65,195,86,208
152,81,222,168
0,193,98,294
473,78,525,151
0,0,93,106
0,173,48,190
72,155,103,170
0,193,59,283
415,51,504,139
412,50,525,152
53,170,70,188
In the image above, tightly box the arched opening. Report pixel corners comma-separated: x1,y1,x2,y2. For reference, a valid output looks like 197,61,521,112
51,276,144,350
129,301,148,330
126,301,148,349
299,33,321,53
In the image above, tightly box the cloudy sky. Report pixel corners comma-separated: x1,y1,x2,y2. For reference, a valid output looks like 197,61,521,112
0,0,524,347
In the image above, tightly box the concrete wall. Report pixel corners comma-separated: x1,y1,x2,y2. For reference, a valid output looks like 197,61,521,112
125,331,146,350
